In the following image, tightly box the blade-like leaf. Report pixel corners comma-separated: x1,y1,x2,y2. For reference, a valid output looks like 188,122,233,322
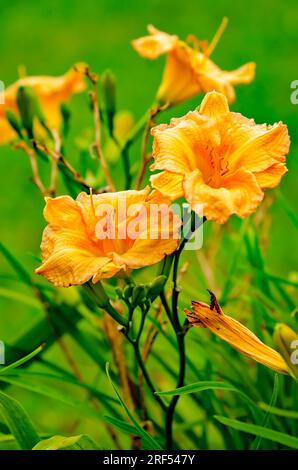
252,374,279,450
0,345,44,376
106,363,162,450
156,381,238,396
215,415,298,449
33,434,99,450
0,390,40,450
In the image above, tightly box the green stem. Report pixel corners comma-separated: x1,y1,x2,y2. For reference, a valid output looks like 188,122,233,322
124,308,167,412
165,214,206,449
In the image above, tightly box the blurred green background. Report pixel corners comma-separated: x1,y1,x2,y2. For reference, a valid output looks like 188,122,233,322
0,0,297,448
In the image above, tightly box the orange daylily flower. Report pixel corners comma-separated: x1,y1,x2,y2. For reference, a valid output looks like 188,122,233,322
150,91,290,224
185,298,289,375
0,65,86,144
132,23,255,106
35,188,180,287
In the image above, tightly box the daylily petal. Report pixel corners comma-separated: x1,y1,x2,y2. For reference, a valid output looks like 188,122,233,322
36,195,112,286
151,111,218,174
36,247,110,288
229,121,290,173
183,168,263,224
199,89,229,118
110,231,179,269
156,46,202,105
254,162,288,189
43,195,82,226
92,262,126,283
185,300,289,375
150,171,184,199
222,62,256,85
223,168,264,218
132,25,178,59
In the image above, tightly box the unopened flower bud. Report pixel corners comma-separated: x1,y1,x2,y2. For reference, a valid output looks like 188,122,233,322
123,284,133,301
102,70,116,136
148,275,167,301
16,85,46,138
5,110,22,139
274,323,298,380
132,285,146,307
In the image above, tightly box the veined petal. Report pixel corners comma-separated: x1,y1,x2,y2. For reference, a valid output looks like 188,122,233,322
36,195,111,287
156,46,202,105
223,168,264,217
150,171,184,199
109,198,181,269
183,168,263,223
110,232,179,269
185,300,289,375
35,248,111,288
254,162,288,189
229,121,290,173
151,111,217,174
92,262,126,283
43,195,82,226
199,90,229,118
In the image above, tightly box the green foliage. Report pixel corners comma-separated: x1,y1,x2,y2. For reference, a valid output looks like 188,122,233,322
33,434,99,450
0,391,40,450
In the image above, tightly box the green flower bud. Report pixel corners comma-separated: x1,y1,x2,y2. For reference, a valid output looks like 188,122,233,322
274,323,298,380
60,103,71,137
102,70,116,135
84,281,109,308
115,287,123,299
16,85,46,138
5,110,23,139
16,86,35,137
132,284,146,307
148,275,167,301
123,284,133,301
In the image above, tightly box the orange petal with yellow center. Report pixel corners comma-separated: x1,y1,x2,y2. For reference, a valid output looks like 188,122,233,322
185,300,289,375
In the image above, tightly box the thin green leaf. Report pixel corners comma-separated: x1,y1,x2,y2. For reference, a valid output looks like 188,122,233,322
104,415,141,437
0,345,44,376
215,415,298,449
105,363,162,450
252,374,279,449
156,381,238,396
258,403,298,419
0,390,39,450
